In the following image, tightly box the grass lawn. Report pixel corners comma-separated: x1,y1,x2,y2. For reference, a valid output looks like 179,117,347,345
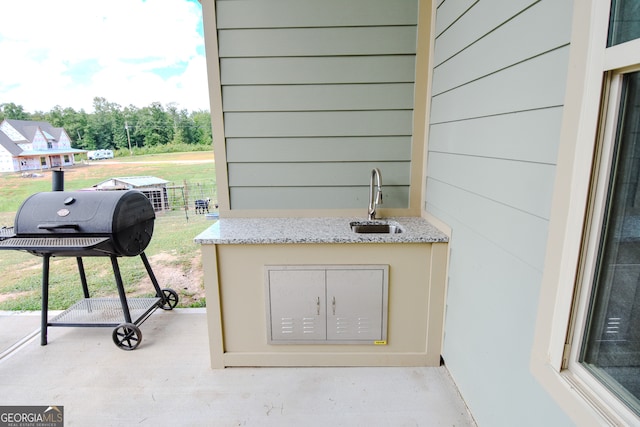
0,151,215,310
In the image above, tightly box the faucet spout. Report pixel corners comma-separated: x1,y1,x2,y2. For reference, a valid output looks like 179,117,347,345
368,168,383,220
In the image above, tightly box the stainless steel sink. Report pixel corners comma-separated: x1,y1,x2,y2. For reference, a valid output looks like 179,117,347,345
350,221,403,234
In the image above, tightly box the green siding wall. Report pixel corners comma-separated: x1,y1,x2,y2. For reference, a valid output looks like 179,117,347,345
426,0,574,425
216,0,418,210
216,0,418,28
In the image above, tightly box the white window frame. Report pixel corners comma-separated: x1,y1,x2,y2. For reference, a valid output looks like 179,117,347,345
567,69,640,425
532,1,640,425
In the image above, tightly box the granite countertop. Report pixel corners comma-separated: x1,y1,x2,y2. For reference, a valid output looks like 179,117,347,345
194,217,449,245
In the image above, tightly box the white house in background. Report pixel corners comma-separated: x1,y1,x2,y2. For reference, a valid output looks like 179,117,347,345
0,119,85,172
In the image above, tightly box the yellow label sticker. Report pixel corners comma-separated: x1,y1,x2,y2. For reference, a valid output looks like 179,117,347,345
374,340,387,345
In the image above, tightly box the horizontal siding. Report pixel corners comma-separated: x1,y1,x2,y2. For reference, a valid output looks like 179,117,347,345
220,56,416,85
427,0,571,278
430,46,569,123
435,0,476,37
432,0,572,95
228,162,410,187
217,0,418,210
426,178,549,272
231,186,410,210
218,27,417,57
427,152,556,219
434,0,536,66
222,84,415,112
422,211,569,425
428,107,562,164
226,137,412,162
426,0,574,424
224,111,414,138
216,0,418,29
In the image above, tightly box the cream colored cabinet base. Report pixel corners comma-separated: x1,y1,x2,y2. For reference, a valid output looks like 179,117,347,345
201,243,447,368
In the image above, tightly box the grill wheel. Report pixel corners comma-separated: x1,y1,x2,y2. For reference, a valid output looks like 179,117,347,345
160,288,179,310
112,323,142,351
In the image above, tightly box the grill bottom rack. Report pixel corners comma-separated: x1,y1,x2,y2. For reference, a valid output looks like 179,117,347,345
38,253,178,350
50,297,161,327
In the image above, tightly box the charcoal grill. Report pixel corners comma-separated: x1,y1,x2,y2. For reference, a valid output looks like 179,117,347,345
0,189,178,350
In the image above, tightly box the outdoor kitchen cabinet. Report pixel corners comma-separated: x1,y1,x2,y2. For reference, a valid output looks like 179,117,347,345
195,217,449,368
265,265,389,344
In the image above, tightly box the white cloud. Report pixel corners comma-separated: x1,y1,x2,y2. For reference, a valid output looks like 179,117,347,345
0,0,209,113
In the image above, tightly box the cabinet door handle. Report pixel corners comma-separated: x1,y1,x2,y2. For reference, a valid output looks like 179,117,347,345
316,296,320,315
332,296,336,315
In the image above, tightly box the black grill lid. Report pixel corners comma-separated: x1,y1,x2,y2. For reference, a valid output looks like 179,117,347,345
15,190,154,236
1,190,155,257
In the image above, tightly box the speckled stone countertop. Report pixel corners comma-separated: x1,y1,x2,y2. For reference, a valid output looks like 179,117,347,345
194,217,448,245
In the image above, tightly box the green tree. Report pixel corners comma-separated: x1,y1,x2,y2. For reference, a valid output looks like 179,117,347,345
166,103,184,144
45,105,65,127
0,103,30,120
134,102,172,146
168,105,199,145
192,111,212,145
122,105,143,150
110,109,129,151
87,97,124,150
1,98,211,151
60,108,90,149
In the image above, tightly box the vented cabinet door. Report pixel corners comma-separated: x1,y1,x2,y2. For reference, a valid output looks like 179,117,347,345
268,269,326,341
326,269,384,341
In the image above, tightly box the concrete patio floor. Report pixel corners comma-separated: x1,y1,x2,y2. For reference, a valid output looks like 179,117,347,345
0,308,476,426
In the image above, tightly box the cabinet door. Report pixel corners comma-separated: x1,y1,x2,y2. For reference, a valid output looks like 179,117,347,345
326,269,385,341
267,269,327,341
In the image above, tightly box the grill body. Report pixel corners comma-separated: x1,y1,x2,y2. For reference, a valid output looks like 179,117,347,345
2,190,155,257
0,189,177,350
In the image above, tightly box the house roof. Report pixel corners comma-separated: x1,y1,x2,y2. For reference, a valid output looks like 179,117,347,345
4,119,63,142
0,131,23,156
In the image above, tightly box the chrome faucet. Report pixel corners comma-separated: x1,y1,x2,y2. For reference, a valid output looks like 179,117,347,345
368,168,383,220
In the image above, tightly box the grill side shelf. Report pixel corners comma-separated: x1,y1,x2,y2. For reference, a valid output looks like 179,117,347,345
0,237,109,250
0,227,14,240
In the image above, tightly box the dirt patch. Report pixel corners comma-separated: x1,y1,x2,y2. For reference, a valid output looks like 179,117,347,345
131,252,204,307
0,290,32,304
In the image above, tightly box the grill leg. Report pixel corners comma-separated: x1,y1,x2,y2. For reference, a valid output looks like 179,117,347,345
41,254,51,346
76,257,90,299
110,255,132,324
139,252,165,303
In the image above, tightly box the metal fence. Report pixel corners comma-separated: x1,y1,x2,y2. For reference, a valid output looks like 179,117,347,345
165,180,218,215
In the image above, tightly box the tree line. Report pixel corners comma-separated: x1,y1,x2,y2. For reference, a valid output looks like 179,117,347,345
0,97,212,151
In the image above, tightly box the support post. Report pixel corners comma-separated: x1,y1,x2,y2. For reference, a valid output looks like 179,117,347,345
110,255,132,324
41,254,51,346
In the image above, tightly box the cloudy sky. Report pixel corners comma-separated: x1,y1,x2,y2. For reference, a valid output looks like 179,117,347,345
0,0,209,113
